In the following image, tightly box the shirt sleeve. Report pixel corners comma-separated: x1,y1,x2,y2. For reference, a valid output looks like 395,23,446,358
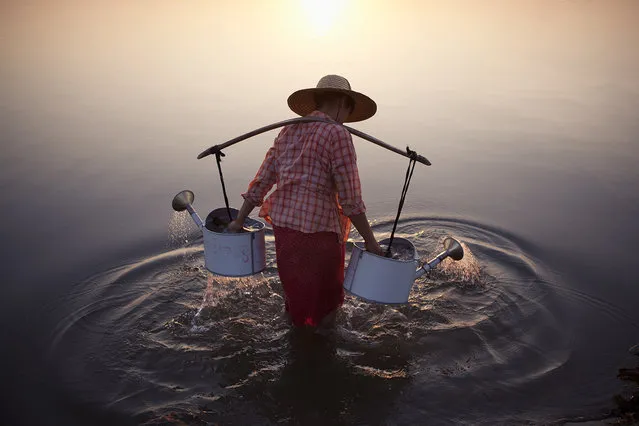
329,125,366,216
242,145,277,206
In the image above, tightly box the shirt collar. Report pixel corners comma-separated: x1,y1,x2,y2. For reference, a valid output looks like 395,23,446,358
308,110,335,121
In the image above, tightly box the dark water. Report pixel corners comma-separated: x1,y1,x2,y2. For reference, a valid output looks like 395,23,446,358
2,2,639,425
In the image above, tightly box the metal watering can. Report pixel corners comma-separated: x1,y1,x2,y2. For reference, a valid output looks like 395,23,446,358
172,190,266,277
344,236,464,304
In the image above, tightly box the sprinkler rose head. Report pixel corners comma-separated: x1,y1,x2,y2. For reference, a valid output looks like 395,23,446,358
443,237,464,261
172,190,195,212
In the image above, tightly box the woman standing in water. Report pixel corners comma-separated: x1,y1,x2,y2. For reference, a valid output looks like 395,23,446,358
229,74,382,328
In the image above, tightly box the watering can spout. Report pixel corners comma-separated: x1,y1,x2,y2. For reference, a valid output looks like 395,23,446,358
171,190,204,228
414,237,464,279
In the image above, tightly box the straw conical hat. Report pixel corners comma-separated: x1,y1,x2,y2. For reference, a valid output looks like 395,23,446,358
287,74,377,123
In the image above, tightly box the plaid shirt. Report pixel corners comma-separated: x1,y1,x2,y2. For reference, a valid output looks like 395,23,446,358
242,110,366,241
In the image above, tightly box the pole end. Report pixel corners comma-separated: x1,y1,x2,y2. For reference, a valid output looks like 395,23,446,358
416,154,431,166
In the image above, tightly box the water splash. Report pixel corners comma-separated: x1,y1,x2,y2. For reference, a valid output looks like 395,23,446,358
191,273,281,332
430,239,482,284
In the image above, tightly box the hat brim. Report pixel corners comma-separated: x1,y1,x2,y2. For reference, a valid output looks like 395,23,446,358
287,88,377,123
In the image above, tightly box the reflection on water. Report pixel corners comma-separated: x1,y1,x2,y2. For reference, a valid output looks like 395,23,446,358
45,217,604,425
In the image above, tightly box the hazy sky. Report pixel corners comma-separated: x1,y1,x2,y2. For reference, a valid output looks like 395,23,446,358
3,1,638,123
1,0,638,178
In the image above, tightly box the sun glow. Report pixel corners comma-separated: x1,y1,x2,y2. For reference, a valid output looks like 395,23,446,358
300,0,346,37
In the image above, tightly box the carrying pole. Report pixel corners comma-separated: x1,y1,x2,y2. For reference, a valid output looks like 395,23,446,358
197,117,431,166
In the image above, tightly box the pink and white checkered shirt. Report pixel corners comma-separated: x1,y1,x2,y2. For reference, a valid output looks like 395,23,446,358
242,110,366,241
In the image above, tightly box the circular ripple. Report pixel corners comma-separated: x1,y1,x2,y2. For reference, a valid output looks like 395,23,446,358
48,216,575,425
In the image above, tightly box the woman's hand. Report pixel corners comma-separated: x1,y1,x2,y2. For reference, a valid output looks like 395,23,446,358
226,199,257,233
227,219,244,233
365,239,383,256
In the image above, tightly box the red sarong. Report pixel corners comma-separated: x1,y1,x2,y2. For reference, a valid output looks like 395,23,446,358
273,226,345,327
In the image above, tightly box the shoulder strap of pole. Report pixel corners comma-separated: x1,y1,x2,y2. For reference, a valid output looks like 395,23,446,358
214,150,233,222
385,147,418,257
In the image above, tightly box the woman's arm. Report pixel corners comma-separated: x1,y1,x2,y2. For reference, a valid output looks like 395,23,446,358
227,198,256,232
329,127,382,255
349,212,383,256
228,144,277,232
